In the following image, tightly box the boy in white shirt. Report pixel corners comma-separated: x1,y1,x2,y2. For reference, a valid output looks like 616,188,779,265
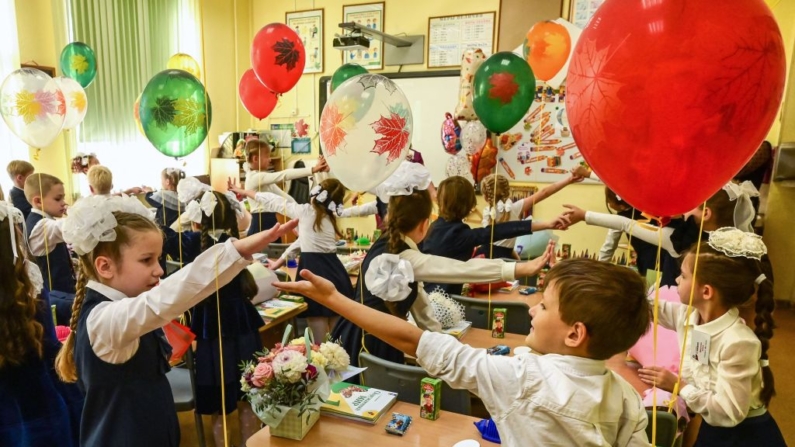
87,165,113,196
275,257,651,447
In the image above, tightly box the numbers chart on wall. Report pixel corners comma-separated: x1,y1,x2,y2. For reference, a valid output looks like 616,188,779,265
427,12,495,68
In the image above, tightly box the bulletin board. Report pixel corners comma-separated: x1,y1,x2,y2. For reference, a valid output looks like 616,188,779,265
427,12,496,68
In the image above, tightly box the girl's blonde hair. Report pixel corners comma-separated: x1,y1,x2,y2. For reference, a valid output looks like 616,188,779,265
55,212,161,382
480,174,511,223
162,168,185,191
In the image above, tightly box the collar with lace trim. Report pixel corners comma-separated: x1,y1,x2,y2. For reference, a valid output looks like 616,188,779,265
686,307,740,336
87,280,128,302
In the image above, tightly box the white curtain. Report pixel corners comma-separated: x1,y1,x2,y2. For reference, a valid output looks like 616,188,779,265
0,1,31,197
57,0,206,196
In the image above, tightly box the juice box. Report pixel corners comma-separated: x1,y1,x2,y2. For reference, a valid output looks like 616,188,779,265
491,308,506,339
419,378,441,420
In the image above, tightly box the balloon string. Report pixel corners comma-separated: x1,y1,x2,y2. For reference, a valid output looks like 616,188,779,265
197,0,228,444
650,228,664,447
37,172,54,293
668,206,707,414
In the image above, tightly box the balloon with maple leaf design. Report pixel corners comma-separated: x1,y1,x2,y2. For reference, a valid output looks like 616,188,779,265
139,69,212,158
0,68,66,148
53,77,88,130
566,0,786,217
320,74,413,192
59,42,97,88
238,68,278,120
472,52,536,134
251,23,305,94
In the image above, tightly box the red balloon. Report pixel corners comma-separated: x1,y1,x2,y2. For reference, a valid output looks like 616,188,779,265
566,0,785,217
251,23,305,94
238,69,278,120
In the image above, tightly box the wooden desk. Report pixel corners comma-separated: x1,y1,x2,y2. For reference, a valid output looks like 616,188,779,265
459,328,527,352
247,401,498,446
258,303,308,348
337,241,371,253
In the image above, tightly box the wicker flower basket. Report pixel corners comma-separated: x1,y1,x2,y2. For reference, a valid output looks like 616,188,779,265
268,407,320,441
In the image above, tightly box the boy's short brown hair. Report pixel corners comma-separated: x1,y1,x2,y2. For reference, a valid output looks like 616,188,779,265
544,258,650,360
245,140,272,162
7,160,34,179
437,176,476,221
24,173,64,203
87,165,113,195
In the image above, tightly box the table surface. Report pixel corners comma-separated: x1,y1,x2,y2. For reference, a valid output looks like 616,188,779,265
247,401,498,446
459,327,527,352
258,303,308,333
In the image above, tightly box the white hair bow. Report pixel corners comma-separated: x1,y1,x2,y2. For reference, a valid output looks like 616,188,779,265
199,190,217,217
327,201,344,216
0,201,26,261
223,191,245,218
177,177,211,203
315,190,328,203
496,199,513,214
310,185,322,197
62,195,154,255
184,200,203,224
707,227,767,260
723,180,759,232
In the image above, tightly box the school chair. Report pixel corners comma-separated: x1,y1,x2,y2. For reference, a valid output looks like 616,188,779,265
644,409,679,447
451,295,531,335
264,243,291,260
165,259,182,276
166,337,206,447
359,352,471,416
274,268,290,283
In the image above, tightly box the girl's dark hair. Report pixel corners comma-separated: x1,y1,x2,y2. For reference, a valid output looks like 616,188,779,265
0,221,43,368
386,188,433,254
437,176,476,221
311,178,345,238
686,242,776,406
604,187,629,214
198,192,257,299
702,188,734,228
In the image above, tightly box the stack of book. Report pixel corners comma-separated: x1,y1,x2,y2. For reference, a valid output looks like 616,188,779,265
441,320,472,339
320,382,397,424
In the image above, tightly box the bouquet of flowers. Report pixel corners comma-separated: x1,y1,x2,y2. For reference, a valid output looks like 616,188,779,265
240,327,352,429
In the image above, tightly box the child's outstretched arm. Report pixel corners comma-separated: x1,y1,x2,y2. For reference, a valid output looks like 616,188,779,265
521,174,582,215
275,269,424,356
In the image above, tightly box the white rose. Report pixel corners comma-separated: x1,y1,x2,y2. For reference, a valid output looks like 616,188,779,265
319,342,350,371
272,350,308,383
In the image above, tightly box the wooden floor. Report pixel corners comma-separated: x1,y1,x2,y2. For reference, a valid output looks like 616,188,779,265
179,307,795,446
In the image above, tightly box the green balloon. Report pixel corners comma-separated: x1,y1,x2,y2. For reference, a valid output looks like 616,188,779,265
59,42,97,88
139,69,212,158
472,52,536,134
331,64,368,92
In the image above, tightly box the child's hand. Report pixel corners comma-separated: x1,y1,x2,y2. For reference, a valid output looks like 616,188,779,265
571,165,591,179
569,173,585,184
274,269,338,304
227,177,239,190
562,204,586,225
516,240,554,277
638,366,682,392
267,258,286,270
550,213,571,230
312,157,329,174
232,220,298,259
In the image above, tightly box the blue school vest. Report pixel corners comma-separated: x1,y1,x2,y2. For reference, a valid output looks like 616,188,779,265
75,288,178,446
26,212,76,293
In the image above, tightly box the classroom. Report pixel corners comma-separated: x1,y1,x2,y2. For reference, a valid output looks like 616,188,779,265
2,0,794,446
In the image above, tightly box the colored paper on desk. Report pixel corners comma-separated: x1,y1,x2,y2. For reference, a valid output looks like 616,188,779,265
442,321,472,339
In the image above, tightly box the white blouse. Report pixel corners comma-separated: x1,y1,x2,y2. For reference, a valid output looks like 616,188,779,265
27,208,66,256
245,168,313,213
656,300,764,427
482,199,527,249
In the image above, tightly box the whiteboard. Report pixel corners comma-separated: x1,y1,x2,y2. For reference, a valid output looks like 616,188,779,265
320,71,461,186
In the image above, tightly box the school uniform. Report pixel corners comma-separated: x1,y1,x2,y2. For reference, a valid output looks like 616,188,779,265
74,240,249,446
26,209,75,325
417,332,649,446
186,233,264,415
0,286,83,447
251,192,376,317
245,167,314,239
145,190,183,228
333,235,517,373
656,301,786,446
420,216,533,295
474,199,529,260
9,186,32,219
159,227,201,277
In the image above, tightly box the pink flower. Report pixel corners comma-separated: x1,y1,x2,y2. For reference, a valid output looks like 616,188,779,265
252,362,274,387
285,344,307,355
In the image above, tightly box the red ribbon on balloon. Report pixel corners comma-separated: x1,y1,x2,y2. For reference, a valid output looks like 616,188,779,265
239,69,278,120
565,0,786,217
251,23,306,94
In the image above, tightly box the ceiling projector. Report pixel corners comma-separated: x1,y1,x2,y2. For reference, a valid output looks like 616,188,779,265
333,35,370,51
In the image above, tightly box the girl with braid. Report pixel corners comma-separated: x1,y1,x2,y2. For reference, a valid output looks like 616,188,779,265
637,228,785,446
54,195,295,447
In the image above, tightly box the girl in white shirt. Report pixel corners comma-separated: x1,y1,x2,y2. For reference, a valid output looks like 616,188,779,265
53,195,295,447
637,228,785,446
231,178,375,342
477,172,581,259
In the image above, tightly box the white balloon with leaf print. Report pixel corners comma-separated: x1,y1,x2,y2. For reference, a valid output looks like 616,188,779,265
53,77,87,130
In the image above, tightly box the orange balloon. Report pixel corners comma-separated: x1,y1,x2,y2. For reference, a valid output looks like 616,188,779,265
133,93,144,135
523,21,571,82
